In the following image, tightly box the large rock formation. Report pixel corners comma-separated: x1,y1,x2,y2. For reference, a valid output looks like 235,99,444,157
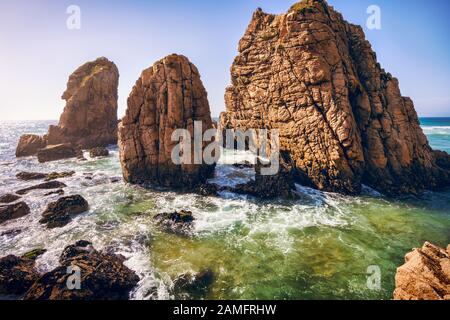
16,57,119,159
394,242,450,300
24,241,139,300
119,54,215,189
221,0,450,195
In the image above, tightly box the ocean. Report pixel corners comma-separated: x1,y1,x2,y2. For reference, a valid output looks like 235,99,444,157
0,118,449,300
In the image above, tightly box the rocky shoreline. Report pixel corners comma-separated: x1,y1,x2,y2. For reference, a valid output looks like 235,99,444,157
2,0,449,301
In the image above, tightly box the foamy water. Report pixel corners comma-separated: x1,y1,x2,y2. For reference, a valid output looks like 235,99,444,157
0,120,449,300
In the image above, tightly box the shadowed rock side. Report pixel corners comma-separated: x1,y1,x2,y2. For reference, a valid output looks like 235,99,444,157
221,0,450,195
394,242,450,300
119,54,215,189
16,57,119,159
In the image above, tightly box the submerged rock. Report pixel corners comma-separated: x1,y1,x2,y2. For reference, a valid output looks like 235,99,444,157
154,210,194,235
24,240,139,300
37,143,77,163
197,183,220,196
39,195,89,229
89,147,109,158
119,54,216,189
15,134,47,157
0,202,31,224
221,0,450,196
16,181,67,195
0,249,46,295
394,242,450,300
173,269,214,299
45,171,76,181
0,194,21,204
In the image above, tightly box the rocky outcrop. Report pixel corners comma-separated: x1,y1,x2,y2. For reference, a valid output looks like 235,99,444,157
16,171,75,182
15,57,119,159
40,195,89,228
0,202,30,224
221,0,450,196
0,249,46,295
0,194,21,204
37,144,77,163
16,181,66,195
394,242,450,300
119,54,216,189
89,147,109,158
24,241,139,300
15,135,47,157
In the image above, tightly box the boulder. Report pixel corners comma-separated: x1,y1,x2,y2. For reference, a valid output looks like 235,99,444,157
221,0,450,196
394,242,450,300
119,54,216,189
39,195,89,229
89,147,109,158
24,241,139,300
0,194,21,204
0,249,46,295
16,181,67,195
15,134,47,157
154,210,194,235
0,202,31,224
232,157,296,199
37,144,77,163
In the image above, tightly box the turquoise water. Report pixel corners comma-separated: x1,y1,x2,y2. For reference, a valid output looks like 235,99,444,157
0,118,449,300
420,117,450,153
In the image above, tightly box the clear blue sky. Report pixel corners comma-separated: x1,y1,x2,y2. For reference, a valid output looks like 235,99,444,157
0,0,449,120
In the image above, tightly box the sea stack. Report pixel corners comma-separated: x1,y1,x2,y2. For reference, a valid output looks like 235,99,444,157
118,54,215,189
16,57,119,159
221,0,450,195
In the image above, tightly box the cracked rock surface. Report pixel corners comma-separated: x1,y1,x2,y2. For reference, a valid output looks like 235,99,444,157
221,0,450,195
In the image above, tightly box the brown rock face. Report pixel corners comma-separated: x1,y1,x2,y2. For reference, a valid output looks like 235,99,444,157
24,241,139,300
119,54,215,189
394,242,450,300
47,57,119,148
221,0,450,195
0,202,30,224
15,57,119,158
15,135,47,157
0,249,46,295
37,144,77,163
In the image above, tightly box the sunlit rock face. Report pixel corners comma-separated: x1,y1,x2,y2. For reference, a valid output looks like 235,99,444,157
16,57,119,158
118,54,215,189
394,242,450,300
47,57,119,149
221,0,450,195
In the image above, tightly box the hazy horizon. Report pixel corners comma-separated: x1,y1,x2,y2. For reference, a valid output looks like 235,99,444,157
1,0,449,120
